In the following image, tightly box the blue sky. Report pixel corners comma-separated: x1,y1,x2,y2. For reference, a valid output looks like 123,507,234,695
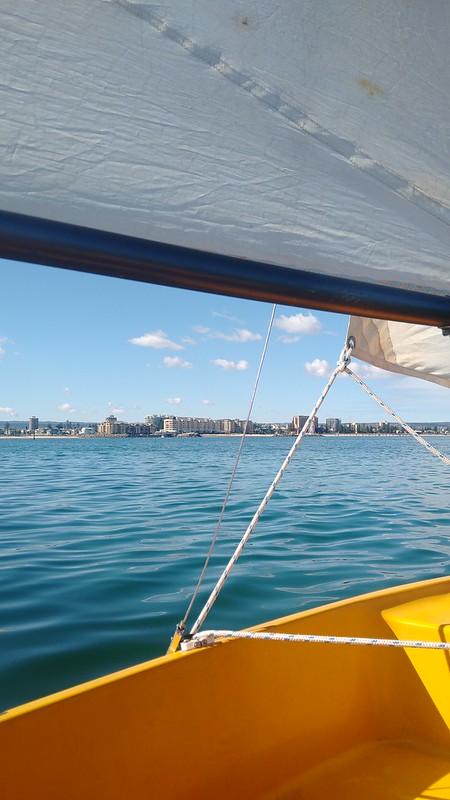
1,259,449,423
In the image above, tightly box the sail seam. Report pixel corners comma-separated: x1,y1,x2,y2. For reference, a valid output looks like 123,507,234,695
120,2,450,230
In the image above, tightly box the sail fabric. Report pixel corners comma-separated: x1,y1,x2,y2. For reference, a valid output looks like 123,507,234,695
2,1,450,299
348,317,450,388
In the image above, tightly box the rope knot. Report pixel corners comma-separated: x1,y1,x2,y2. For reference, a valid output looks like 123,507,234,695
337,337,354,372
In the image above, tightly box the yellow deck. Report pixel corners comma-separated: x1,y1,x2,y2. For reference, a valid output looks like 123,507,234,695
270,740,450,799
1,576,450,799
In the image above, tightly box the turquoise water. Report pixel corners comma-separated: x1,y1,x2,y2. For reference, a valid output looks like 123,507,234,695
1,435,450,711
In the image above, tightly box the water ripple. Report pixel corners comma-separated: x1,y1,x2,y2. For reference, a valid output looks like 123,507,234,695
1,435,450,709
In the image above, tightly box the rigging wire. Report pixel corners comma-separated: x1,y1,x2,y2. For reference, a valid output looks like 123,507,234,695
345,367,450,465
188,341,450,638
167,303,277,653
188,341,353,637
168,336,449,653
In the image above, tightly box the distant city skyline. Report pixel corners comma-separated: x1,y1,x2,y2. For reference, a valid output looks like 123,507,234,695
0,414,450,435
2,413,450,437
1,259,449,424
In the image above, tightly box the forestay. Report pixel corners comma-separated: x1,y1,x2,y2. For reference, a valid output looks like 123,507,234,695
2,0,450,300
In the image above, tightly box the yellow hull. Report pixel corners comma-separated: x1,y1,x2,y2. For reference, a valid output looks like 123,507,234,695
1,576,450,799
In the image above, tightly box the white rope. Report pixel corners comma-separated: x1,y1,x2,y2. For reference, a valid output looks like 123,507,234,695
167,304,278,653
345,367,450,465
185,340,449,643
192,629,450,650
189,343,353,636
179,304,277,630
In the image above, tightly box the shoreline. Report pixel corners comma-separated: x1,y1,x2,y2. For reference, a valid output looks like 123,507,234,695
1,433,449,441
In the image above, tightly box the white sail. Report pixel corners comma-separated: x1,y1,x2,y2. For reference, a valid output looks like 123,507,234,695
2,1,450,383
2,0,450,298
348,317,450,387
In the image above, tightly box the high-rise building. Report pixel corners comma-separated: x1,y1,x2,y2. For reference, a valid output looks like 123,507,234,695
326,418,341,433
98,415,125,435
292,415,317,433
29,416,39,431
145,415,163,430
163,416,254,434
223,419,237,434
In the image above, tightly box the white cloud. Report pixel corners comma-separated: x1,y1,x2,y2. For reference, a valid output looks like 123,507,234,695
214,328,261,343
305,359,331,378
194,325,261,342
63,386,70,395
0,406,15,416
211,359,249,371
58,402,77,413
304,358,392,382
278,335,300,344
167,397,182,405
163,356,193,369
275,313,321,336
0,336,8,359
349,362,391,380
181,337,197,345
129,330,183,350
212,311,242,323
0,337,16,361
202,399,214,406
112,406,125,414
